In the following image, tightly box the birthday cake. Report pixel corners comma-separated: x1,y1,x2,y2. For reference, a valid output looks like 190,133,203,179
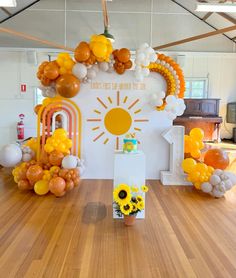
123,133,138,153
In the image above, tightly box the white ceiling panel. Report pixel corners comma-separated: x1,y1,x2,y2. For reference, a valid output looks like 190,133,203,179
67,0,152,12
66,11,151,49
29,0,65,10
152,13,234,52
153,0,189,14
1,10,65,45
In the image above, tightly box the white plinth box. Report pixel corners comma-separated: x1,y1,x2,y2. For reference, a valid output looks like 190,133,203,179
113,151,146,219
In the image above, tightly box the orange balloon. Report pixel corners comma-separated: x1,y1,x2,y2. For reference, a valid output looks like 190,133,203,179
34,104,42,115
18,179,31,190
49,177,66,197
66,180,74,191
117,48,131,63
41,76,51,86
26,165,44,184
44,62,60,80
56,74,80,98
74,42,91,62
124,60,132,69
204,148,229,170
48,150,64,166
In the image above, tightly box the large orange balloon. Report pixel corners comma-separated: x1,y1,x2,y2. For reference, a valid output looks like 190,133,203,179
44,62,60,80
26,165,44,184
204,148,229,170
49,177,66,197
117,48,131,63
34,104,42,115
56,74,80,98
49,150,64,166
74,42,91,62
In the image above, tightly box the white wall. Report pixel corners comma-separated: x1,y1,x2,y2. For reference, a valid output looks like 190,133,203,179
0,49,236,151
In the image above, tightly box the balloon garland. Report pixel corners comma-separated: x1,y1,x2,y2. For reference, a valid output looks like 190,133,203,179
182,128,234,198
149,53,185,110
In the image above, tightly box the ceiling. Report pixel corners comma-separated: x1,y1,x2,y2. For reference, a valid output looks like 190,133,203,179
0,0,236,52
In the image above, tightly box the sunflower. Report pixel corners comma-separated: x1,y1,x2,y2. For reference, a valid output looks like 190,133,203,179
137,201,145,210
113,184,131,206
131,186,139,193
131,203,138,213
136,195,144,203
120,202,133,215
141,185,149,193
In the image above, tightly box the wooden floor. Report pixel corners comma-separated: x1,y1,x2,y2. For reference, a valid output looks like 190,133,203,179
0,169,236,278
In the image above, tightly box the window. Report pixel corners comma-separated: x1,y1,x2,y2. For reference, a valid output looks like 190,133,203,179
35,87,45,105
184,78,208,99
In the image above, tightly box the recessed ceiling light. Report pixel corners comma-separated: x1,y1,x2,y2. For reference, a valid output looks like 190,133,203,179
0,0,17,7
196,3,236,12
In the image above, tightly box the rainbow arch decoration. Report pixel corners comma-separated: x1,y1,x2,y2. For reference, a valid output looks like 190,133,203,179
36,97,82,160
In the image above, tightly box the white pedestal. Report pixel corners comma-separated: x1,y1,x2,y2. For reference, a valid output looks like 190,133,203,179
113,151,146,219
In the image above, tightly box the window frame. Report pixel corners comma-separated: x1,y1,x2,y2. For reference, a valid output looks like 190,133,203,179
184,77,209,99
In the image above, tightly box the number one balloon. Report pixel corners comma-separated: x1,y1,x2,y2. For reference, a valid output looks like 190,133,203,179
161,126,191,185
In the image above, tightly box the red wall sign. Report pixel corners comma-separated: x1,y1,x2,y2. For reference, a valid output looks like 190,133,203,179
21,84,27,93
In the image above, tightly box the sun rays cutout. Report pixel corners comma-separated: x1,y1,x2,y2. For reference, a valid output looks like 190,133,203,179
87,91,149,149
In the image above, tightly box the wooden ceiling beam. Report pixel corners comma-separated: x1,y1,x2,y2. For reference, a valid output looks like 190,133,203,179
217,12,236,24
1,7,11,16
154,25,236,50
202,12,213,21
0,27,74,52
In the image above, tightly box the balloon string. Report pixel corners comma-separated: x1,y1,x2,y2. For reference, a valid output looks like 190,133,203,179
0,27,74,52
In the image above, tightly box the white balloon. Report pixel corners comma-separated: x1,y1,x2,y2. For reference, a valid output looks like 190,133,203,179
142,68,150,77
72,63,87,80
0,144,22,167
150,53,157,62
99,62,109,72
22,153,32,162
62,155,78,169
213,169,223,176
219,182,226,192
137,52,145,61
212,189,224,198
166,95,176,104
87,68,97,80
224,179,233,190
210,175,221,186
201,182,212,193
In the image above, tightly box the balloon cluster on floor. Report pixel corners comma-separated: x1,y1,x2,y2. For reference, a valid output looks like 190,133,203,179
0,129,83,197
182,128,234,198
35,34,185,120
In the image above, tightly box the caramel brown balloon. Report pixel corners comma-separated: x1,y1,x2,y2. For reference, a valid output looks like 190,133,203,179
117,48,131,63
74,42,91,63
56,74,80,98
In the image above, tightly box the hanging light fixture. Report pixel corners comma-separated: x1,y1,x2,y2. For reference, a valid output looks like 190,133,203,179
196,1,236,12
100,0,115,42
0,0,17,7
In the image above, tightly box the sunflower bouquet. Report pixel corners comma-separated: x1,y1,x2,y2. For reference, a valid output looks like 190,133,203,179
113,183,149,217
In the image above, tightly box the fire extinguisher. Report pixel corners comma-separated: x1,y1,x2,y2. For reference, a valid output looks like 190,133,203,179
17,114,25,140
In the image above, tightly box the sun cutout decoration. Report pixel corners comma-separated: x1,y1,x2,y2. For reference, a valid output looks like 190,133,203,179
87,91,149,149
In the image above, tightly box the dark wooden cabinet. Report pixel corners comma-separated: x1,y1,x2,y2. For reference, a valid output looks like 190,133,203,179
174,98,222,142
182,98,220,117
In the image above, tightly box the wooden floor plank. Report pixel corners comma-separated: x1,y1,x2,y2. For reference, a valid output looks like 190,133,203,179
0,170,236,277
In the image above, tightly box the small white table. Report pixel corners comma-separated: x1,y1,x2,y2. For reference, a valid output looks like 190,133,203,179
113,150,146,219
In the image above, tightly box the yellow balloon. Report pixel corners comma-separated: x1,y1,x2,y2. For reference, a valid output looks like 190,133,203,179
195,163,208,173
188,171,201,182
44,144,54,153
208,166,214,173
190,128,204,141
34,180,49,196
191,149,201,159
93,42,107,58
194,182,201,190
182,158,197,174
